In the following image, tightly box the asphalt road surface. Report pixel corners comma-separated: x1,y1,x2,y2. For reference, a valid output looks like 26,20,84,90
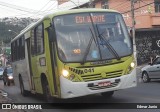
1,67,160,112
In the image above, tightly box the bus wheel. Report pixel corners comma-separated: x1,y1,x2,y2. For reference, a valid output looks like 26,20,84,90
42,80,52,102
101,91,114,97
19,76,28,96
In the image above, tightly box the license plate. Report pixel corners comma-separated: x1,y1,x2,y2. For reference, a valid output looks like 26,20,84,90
98,81,111,87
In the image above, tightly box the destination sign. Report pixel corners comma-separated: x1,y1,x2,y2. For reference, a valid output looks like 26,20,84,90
75,15,105,24
54,13,117,26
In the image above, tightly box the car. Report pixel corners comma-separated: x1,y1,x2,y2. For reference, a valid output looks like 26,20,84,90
0,68,4,80
3,67,14,86
141,56,160,83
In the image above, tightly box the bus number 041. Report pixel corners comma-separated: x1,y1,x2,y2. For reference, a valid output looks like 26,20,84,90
84,68,94,73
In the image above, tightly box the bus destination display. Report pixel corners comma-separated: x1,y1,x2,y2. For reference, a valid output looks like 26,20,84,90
75,15,105,24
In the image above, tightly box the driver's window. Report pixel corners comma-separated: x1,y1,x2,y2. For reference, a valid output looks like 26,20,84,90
153,57,160,65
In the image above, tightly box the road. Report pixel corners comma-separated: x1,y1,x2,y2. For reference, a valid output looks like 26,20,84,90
1,78,160,103
1,67,160,112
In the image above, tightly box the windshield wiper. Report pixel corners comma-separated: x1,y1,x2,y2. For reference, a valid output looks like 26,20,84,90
81,13,102,65
81,27,95,65
95,24,121,60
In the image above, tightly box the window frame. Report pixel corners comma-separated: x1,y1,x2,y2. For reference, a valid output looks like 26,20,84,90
101,0,109,9
155,0,160,13
31,23,45,56
11,35,25,62
35,23,45,55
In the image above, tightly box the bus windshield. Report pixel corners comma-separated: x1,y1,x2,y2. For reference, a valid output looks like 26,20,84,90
53,12,132,63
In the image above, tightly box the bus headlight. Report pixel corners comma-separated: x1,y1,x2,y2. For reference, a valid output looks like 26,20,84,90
62,69,69,78
130,62,135,68
8,76,13,79
127,62,135,74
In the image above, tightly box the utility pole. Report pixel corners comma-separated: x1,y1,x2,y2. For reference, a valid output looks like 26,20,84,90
131,0,137,63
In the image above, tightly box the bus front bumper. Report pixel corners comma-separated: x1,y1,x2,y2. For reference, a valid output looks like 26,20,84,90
60,68,137,99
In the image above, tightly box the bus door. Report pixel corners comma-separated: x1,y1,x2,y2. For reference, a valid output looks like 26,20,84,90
26,38,35,91
30,24,46,93
47,26,59,96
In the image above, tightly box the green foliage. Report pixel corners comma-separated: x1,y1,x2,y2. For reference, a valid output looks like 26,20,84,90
0,22,24,44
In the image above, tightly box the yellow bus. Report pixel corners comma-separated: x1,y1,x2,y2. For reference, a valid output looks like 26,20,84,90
11,9,137,102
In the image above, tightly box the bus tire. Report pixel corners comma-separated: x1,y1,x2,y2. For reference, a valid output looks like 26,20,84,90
19,76,28,97
101,91,114,97
42,79,52,103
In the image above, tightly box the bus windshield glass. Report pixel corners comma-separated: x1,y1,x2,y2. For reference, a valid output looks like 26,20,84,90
53,12,132,62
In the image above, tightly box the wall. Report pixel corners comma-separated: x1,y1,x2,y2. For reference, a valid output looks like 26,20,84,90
135,30,160,65
108,0,156,29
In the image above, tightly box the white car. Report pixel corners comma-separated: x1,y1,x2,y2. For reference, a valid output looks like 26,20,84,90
141,56,160,83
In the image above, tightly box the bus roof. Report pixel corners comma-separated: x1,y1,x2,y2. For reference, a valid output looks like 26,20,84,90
47,8,118,18
11,8,119,43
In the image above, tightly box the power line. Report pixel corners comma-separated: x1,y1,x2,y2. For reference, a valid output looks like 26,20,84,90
0,0,87,18
0,1,57,18
0,1,56,18
111,1,129,9
140,0,154,8
0,1,38,13
30,0,52,18
116,3,131,12
43,1,57,11
122,1,155,14
6,3,78,18
69,0,80,8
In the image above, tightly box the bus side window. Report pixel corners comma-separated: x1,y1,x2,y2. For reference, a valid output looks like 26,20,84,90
36,24,44,54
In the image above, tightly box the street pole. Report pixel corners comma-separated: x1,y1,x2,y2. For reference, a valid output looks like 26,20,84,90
131,0,137,63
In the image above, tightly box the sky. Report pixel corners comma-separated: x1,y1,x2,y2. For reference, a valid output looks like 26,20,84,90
0,0,58,18
0,0,89,18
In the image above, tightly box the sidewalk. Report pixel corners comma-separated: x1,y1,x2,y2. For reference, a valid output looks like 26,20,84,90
0,90,12,103
0,90,25,112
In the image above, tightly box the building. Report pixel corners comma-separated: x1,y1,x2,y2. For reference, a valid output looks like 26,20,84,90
58,0,160,65
58,0,69,5
58,0,160,29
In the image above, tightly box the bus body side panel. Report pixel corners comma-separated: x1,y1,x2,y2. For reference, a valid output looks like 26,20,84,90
28,19,60,97
12,32,32,91
12,57,30,91
30,54,46,93
29,25,47,94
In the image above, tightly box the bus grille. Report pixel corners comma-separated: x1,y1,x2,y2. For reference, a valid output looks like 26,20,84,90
105,70,123,79
81,70,123,82
88,82,119,90
81,74,102,82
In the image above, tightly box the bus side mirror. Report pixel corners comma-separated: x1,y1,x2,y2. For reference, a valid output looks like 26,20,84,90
47,27,55,42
